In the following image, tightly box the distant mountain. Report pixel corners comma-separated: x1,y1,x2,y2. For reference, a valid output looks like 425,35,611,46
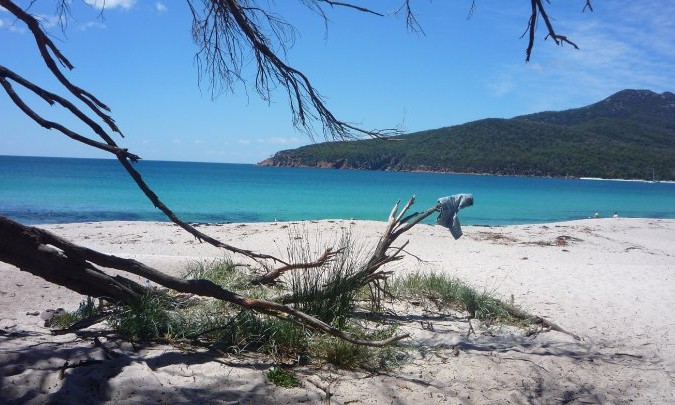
258,90,675,180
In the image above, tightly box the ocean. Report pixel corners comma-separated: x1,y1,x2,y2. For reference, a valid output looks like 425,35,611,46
1,155,674,226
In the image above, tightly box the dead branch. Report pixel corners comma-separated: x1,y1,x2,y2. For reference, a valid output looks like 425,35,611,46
525,0,592,62
282,197,443,304
583,0,594,12
365,196,440,277
394,0,424,34
51,310,118,336
317,1,384,17
504,303,581,341
0,66,139,161
252,247,345,285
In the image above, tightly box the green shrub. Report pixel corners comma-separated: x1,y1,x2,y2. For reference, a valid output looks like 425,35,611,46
50,296,100,329
267,367,300,388
108,292,177,341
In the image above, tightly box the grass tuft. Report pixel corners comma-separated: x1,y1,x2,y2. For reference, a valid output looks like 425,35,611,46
267,367,300,388
50,296,101,329
390,272,525,323
285,227,370,328
108,292,177,341
310,325,405,370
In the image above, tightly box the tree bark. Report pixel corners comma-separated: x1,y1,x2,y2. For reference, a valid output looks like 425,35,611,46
0,216,144,304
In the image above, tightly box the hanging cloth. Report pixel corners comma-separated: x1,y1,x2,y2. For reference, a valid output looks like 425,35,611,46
436,194,474,239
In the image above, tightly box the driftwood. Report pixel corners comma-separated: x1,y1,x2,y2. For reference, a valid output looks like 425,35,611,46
505,303,581,341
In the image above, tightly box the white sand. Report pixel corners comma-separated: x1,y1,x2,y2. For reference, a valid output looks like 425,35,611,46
1,218,674,403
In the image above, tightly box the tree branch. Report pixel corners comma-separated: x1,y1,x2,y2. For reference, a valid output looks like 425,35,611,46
525,0,591,62
189,0,403,140
0,0,121,136
0,67,139,161
282,197,442,304
252,247,345,285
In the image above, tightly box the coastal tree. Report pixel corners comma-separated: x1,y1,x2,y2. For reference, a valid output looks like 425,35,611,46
0,0,592,344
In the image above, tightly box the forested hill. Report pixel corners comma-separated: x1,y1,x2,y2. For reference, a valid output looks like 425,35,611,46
258,89,675,180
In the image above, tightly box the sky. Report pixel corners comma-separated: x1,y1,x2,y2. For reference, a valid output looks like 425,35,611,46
1,0,674,163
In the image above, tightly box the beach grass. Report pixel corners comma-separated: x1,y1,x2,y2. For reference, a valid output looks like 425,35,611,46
50,296,101,329
52,252,529,370
390,271,528,324
266,367,300,388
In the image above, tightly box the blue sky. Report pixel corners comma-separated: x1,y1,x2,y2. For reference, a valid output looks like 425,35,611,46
1,1,674,163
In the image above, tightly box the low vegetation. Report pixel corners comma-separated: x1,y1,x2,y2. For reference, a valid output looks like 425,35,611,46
53,262,532,373
267,367,300,388
389,272,524,324
50,225,543,382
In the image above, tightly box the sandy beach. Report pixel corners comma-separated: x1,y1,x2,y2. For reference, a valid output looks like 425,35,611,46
1,218,674,403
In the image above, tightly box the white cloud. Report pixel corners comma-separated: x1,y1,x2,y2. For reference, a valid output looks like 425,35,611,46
0,17,25,33
155,2,167,13
486,68,517,97
237,139,251,145
256,137,301,144
84,0,136,10
171,138,181,144
79,21,106,31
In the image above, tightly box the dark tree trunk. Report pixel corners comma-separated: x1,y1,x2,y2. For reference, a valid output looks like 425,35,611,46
0,215,144,304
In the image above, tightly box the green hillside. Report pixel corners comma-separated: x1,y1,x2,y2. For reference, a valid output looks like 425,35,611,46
259,90,675,180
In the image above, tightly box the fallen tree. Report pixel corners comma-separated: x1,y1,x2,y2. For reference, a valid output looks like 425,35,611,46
0,0,591,345
0,196,465,346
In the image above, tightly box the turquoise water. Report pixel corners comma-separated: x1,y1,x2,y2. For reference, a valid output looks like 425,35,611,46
1,155,675,225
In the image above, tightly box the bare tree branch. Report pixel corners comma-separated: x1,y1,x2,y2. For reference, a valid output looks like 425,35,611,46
316,0,384,17
583,0,594,13
0,67,139,160
252,247,345,285
394,0,423,33
0,0,121,136
524,0,591,62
